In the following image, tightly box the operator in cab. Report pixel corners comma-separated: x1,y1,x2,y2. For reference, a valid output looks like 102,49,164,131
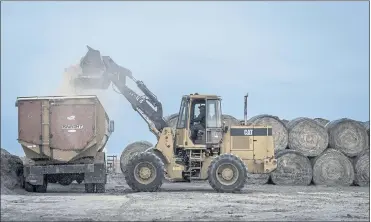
191,105,206,142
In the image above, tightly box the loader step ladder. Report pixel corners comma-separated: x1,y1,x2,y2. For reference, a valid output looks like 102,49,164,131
189,150,202,180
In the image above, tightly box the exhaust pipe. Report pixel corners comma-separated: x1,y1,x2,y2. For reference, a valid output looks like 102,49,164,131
244,93,248,125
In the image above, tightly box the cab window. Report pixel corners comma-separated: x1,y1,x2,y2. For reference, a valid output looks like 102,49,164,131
193,104,202,119
206,99,222,128
176,98,188,128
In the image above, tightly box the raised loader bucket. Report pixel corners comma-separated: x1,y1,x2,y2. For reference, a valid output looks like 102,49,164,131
70,46,111,90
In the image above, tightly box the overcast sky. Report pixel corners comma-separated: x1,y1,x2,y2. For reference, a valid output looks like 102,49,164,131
1,1,369,156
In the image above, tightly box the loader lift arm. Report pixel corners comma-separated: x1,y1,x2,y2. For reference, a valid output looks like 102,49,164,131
76,46,168,138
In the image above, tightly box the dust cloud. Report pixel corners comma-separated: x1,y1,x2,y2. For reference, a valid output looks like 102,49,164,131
55,63,119,119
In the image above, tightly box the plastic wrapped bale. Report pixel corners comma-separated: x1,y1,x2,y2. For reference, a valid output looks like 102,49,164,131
326,118,368,157
270,150,312,186
120,141,153,174
353,150,369,187
247,114,288,152
287,117,329,157
313,118,330,127
312,148,354,186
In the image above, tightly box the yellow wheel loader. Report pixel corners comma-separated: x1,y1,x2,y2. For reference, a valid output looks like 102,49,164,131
71,46,278,193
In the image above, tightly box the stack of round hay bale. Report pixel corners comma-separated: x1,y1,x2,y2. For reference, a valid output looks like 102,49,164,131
265,116,369,187
316,118,369,187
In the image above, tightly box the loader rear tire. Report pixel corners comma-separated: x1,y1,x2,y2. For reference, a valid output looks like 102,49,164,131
25,182,35,192
85,183,95,193
95,183,106,193
124,152,164,192
35,184,47,193
207,153,247,193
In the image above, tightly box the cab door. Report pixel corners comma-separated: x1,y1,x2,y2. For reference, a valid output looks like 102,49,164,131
205,99,223,145
175,97,189,147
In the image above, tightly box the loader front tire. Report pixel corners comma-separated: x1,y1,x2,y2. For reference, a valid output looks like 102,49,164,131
124,152,164,192
120,141,153,174
208,153,247,193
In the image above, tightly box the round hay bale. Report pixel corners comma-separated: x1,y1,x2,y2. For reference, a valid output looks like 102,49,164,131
367,130,370,149
247,114,288,151
270,150,312,186
312,148,354,186
326,118,368,157
222,115,240,127
365,122,370,149
281,119,289,126
359,121,370,149
165,113,179,130
359,121,370,129
246,173,269,185
354,151,370,187
287,117,329,157
313,118,330,127
120,141,153,174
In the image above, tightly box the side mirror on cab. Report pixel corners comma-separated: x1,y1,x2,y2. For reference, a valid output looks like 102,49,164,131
109,120,115,133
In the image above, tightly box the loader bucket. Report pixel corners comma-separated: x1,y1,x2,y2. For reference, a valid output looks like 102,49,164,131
71,46,111,90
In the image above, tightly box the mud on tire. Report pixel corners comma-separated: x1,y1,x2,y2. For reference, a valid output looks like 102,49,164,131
207,153,247,193
124,151,164,192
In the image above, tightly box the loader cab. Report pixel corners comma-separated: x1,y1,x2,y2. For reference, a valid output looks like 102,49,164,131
175,94,223,147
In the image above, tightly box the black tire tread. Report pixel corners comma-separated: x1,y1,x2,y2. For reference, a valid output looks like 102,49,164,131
95,183,105,193
85,183,95,193
35,184,47,193
123,151,164,192
120,141,153,174
25,182,35,192
207,153,247,193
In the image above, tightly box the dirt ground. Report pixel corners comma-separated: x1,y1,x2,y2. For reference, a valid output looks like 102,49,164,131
1,174,370,221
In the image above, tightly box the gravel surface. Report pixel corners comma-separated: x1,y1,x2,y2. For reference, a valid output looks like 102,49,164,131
1,174,369,221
